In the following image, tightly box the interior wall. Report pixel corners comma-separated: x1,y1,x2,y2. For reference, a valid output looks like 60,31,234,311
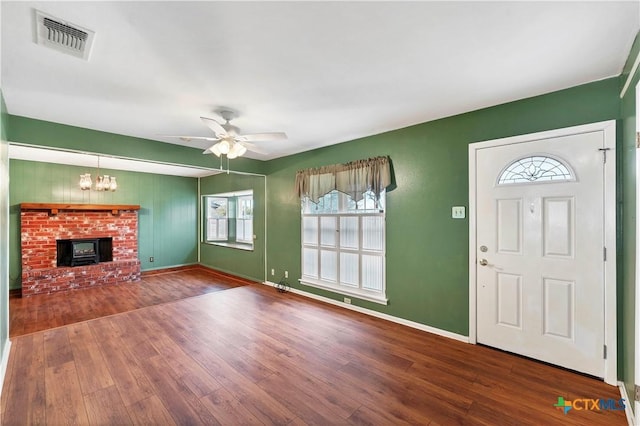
199,172,266,282
9,160,198,289
619,30,640,407
7,115,266,175
265,77,621,337
8,115,264,173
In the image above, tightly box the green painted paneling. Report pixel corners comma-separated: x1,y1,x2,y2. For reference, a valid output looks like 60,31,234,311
199,173,265,282
0,90,10,364
7,115,266,175
9,160,198,289
619,30,640,410
265,77,621,336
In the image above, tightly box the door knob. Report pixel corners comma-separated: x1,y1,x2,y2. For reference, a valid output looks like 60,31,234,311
479,259,488,266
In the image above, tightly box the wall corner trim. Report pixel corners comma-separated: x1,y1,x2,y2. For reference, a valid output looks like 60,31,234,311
262,281,470,344
618,381,635,426
0,339,12,399
620,47,640,99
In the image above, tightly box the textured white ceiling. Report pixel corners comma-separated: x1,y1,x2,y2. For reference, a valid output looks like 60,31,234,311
2,1,638,161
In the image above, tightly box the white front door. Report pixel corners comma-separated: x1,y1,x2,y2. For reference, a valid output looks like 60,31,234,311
475,128,609,378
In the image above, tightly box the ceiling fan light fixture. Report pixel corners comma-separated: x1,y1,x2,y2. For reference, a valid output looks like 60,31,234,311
209,143,222,157
228,142,241,158
218,140,230,155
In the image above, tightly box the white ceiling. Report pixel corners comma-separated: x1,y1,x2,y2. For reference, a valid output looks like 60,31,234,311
1,1,639,162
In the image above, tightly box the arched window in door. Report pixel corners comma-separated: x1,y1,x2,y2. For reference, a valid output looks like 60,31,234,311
497,155,574,185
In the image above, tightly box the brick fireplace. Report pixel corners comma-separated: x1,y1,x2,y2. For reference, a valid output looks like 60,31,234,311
20,203,141,296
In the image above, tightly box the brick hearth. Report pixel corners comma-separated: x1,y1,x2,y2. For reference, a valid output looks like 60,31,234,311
20,207,141,296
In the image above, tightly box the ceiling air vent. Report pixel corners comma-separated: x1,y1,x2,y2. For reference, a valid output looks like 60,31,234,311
34,10,95,61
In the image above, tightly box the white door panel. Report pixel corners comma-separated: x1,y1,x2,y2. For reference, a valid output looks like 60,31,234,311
476,131,604,377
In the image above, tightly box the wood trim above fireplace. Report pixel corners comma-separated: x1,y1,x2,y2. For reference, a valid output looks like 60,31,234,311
20,203,141,215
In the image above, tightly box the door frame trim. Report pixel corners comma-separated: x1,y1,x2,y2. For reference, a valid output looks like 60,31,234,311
468,120,617,385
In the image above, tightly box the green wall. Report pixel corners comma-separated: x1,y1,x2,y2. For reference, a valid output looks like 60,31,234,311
619,30,640,408
0,91,9,371
199,172,266,282
265,77,621,336
9,160,198,289
7,115,266,175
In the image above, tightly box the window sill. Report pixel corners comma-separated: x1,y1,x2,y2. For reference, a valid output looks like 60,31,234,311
203,242,254,251
299,278,388,305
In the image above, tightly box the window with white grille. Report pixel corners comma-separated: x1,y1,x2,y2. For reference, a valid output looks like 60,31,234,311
236,196,253,244
206,197,228,241
301,190,386,304
203,190,253,249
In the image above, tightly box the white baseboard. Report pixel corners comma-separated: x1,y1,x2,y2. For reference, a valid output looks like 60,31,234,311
618,381,636,426
0,339,11,398
263,281,469,343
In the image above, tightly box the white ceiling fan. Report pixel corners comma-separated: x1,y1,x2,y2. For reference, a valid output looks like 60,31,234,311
166,110,287,159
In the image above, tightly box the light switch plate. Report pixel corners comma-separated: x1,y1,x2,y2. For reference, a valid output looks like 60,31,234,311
452,206,466,219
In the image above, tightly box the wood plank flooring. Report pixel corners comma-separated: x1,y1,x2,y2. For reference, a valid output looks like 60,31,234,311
9,267,245,337
1,272,627,425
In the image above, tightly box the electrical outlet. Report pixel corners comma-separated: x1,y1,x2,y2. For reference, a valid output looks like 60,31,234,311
149,256,154,262
452,206,466,219
344,297,351,304
271,268,275,276
284,271,288,279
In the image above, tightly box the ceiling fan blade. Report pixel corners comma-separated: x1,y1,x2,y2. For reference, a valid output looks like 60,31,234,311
239,132,287,142
200,117,227,137
241,141,270,155
159,135,219,142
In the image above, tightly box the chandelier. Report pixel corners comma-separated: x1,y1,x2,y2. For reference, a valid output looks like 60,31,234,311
79,156,118,192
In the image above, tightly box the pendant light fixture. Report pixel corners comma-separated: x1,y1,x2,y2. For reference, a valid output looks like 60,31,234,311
79,155,118,192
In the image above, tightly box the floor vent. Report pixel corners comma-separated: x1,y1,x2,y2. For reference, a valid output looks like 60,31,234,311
34,10,95,61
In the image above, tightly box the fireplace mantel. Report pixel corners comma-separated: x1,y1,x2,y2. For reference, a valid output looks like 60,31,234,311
21,203,141,215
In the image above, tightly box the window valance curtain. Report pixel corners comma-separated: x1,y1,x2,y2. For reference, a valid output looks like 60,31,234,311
295,156,391,202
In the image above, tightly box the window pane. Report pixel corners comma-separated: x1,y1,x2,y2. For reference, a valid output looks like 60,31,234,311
320,250,337,282
207,219,218,240
236,218,252,243
218,219,227,239
340,252,359,287
303,217,318,245
207,218,228,240
362,216,384,251
244,220,252,241
303,248,318,279
340,217,359,249
208,198,228,218
236,219,244,241
362,255,384,292
346,190,385,213
320,216,337,247
238,196,253,218
498,155,573,184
